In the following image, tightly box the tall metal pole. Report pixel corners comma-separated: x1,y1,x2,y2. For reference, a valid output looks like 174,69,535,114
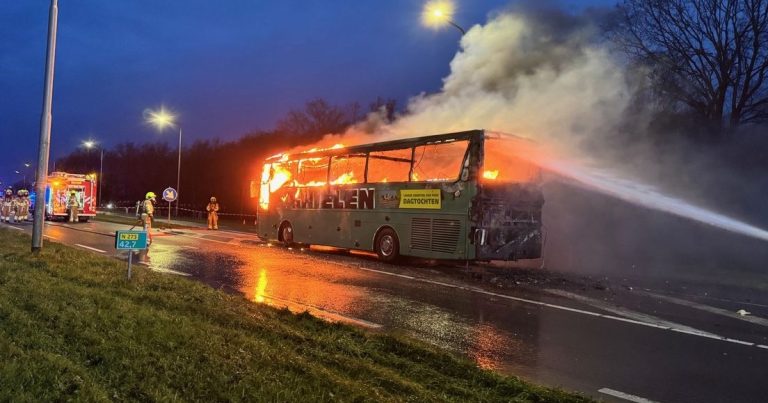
98,148,103,207
32,0,59,253
176,126,182,217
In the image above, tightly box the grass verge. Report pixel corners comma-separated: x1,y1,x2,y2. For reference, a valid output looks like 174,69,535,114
0,229,588,402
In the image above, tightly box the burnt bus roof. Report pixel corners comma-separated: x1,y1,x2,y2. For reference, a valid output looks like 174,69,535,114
265,129,528,163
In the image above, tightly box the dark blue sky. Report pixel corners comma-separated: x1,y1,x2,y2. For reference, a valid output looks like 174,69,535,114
0,0,612,186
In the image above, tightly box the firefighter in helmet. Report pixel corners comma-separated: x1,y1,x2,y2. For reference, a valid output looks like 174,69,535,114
206,196,220,230
142,192,156,244
67,190,80,223
15,189,30,222
1,188,14,223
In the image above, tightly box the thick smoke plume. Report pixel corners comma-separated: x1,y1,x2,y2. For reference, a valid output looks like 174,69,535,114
384,13,630,155
288,8,768,275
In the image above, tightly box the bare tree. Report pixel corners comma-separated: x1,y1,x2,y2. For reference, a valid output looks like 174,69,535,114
276,98,355,137
618,0,768,129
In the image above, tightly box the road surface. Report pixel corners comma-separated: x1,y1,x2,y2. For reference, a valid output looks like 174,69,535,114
5,219,768,403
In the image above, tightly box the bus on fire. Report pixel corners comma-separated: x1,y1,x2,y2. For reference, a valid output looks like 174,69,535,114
255,130,543,262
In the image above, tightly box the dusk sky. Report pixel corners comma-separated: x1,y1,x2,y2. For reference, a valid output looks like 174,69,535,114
0,0,613,187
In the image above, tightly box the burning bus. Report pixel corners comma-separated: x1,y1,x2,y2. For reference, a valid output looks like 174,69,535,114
44,172,98,222
255,130,543,262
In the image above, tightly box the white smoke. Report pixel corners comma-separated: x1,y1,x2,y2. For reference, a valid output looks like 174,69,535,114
371,11,768,244
382,13,630,156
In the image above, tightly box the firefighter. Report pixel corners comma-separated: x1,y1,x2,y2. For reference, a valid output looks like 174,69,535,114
15,189,30,222
142,192,156,245
206,196,220,230
1,188,13,223
67,190,80,223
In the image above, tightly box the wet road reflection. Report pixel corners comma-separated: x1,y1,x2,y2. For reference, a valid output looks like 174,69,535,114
27,220,768,402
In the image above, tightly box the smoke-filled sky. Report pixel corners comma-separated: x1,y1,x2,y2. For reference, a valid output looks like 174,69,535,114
0,0,614,186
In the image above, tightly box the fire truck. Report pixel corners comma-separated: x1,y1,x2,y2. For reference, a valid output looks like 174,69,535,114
44,172,98,222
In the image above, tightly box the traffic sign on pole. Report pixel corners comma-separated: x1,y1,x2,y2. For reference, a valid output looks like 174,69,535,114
115,230,148,279
162,187,178,202
163,187,177,223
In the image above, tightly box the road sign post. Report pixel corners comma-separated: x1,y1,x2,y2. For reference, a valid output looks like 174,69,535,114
115,230,148,279
162,187,178,224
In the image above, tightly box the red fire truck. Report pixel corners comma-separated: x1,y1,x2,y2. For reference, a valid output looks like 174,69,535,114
44,172,98,222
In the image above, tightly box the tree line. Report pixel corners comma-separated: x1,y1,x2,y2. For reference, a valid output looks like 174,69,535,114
54,98,396,216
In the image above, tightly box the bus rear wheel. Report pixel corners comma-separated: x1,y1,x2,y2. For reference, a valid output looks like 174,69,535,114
375,228,400,263
279,222,294,246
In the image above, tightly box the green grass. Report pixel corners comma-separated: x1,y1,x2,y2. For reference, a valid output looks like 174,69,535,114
0,229,588,402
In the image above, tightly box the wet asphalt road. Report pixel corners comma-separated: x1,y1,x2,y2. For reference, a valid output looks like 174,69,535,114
7,220,768,403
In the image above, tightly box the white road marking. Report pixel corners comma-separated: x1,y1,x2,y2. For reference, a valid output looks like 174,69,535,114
640,291,768,327
75,244,106,253
4,225,23,231
545,289,720,337
353,266,768,350
598,388,659,403
44,235,60,240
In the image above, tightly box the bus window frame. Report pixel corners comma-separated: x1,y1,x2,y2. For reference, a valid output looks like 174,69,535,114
408,139,471,184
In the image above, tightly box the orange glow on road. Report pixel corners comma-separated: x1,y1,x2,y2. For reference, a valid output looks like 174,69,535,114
482,170,499,180
254,269,267,303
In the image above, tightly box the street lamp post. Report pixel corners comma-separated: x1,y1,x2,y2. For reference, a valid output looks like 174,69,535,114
83,140,104,207
15,170,27,188
146,107,182,219
32,0,59,253
422,1,466,35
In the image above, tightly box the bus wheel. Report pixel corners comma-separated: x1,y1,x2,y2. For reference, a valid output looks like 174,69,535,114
279,222,294,246
375,228,400,262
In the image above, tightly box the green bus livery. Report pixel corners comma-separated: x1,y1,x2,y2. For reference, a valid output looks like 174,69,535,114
255,130,543,262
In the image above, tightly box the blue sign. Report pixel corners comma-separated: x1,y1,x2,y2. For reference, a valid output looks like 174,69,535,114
162,187,178,202
115,230,149,250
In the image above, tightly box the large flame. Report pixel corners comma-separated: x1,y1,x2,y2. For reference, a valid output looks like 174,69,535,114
331,172,357,185
269,166,292,191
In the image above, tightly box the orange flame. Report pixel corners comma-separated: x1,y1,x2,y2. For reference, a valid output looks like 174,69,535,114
331,172,357,185
269,166,292,192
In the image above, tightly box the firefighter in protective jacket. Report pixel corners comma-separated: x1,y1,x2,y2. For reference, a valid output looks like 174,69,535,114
1,188,14,223
67,190,80,222
143,192,156,244
15,190,30,222
206,196,219,230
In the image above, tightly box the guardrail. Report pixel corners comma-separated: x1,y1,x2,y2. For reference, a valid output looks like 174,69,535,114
97,206,259,226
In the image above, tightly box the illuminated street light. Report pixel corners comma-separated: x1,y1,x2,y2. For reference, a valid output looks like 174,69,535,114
145,106,183,219
146,106,176,130
422,0,465,35
82,140,104,206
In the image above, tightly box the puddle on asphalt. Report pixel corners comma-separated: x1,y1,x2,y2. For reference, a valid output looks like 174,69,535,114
144,245,545,377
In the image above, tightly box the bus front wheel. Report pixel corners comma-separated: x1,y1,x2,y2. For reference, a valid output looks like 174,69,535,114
279,221,294,246
375,228,400,262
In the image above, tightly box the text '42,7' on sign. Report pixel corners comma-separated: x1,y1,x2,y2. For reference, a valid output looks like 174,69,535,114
115,230,149,250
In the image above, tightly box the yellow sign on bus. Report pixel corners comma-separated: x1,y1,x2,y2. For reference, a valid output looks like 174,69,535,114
399,189,441,209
